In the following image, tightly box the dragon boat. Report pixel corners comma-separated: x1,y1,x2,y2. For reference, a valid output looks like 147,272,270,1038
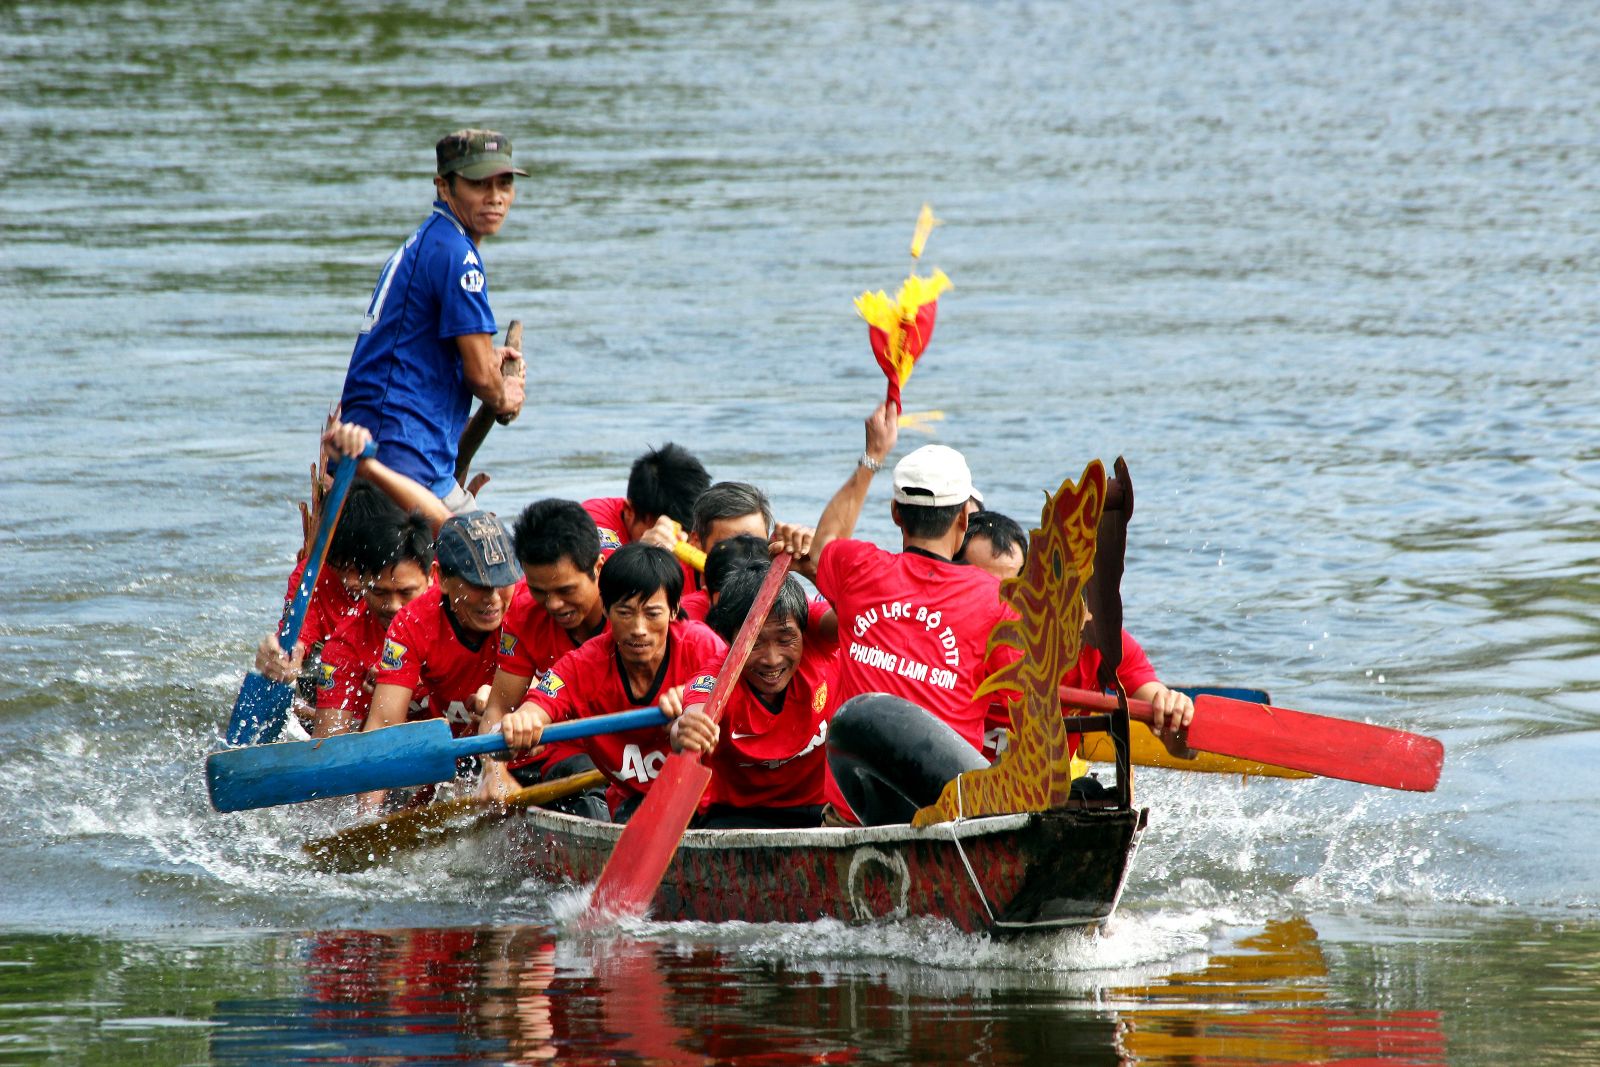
509,801,1144,935
500,458,1153,935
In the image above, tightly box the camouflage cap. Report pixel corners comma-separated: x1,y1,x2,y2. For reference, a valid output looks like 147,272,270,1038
435,128,529,180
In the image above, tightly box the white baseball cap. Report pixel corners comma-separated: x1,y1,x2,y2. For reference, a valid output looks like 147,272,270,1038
892,445,975,507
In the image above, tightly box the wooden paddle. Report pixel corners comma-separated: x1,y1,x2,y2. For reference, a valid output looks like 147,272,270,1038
454,319,524,487
1059,687,1444,792
225,444,374,747
208,706,667,812
584,553,794,923
1063,685,1312,779
304,769,607,872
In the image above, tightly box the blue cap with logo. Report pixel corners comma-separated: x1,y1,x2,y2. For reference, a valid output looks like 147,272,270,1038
435,510,520,587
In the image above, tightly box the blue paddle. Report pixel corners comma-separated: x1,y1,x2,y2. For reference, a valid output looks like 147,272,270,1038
224,443,375,747
207,706,669,812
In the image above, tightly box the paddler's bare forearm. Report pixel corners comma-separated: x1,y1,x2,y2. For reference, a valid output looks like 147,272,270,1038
814,401,898,556
813,467,875,558
459,333,525,417
478,670,530,737
362,684,413,733
355,455,450,532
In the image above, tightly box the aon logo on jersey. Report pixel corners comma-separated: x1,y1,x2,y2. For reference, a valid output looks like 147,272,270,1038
617,743,668,783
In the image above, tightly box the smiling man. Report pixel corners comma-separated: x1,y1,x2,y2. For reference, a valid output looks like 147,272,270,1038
339,128,528,511
670,560,839,829
498,543,727,822
357,510,519,812
475,499,612,817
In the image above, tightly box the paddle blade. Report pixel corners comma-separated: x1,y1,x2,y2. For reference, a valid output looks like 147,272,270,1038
1188,694,1444,792
225,672,295,747
207,719,460,812
585,754,713,925
305,769,608,873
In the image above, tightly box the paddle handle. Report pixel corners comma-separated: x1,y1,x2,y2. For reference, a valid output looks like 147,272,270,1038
448,705,670,760
277,443,376,654
672,534,706,572
699,552,792,731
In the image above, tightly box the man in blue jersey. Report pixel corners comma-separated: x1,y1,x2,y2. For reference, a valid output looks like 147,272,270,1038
340,128,529,512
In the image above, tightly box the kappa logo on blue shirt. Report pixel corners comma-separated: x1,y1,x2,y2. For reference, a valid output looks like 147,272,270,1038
463,250,480,266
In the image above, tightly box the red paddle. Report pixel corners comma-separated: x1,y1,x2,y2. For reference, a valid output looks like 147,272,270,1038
1059,687,1444,792
584,552,795,923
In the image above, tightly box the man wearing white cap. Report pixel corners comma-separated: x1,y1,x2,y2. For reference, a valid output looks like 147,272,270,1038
780,401,1018,824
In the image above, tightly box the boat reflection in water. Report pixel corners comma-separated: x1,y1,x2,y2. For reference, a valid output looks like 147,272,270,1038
208,917,1445,1065
1110,917,1447,1065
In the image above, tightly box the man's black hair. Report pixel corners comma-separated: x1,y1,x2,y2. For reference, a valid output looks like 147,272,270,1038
598,542,683,613
372,512,436,574
691,481,772,542
703,533,771,598
331,480,407,573
627,442,710,528
512,498,601,572
959,510,1029,570
705,563,809,645
893,493,965,540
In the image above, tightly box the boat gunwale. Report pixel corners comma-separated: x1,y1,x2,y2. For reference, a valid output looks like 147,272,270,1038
511,802,1138,850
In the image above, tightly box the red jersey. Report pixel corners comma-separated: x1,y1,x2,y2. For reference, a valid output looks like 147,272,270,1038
525,620,727,815
315,606,434,729
981,629,1159,759
816,540,1016,749
581,496,630,557
283,556,362,649
582,495,700,589
314,605,385,726
374,592,500,738
679,588,711,622
815,540,1018,821
498,580,607,771
691,602,839,810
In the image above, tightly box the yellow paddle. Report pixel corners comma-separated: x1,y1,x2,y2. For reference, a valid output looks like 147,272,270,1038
1077,723,1312,779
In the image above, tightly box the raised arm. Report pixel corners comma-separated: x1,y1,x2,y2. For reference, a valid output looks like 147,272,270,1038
323,421,450,531
809,401,898,559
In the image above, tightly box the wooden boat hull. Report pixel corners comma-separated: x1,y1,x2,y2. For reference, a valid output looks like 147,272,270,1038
509,804,1148,936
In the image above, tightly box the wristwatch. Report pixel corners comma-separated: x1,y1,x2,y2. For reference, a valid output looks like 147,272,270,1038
858,452,884,473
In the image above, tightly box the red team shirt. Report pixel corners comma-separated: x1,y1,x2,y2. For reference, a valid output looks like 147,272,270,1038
580,497,631,556
980,628,1159,759
678,588,711,622
283,556,363,649
498,580,607,772
373,592,501,738
314,606,387,726
814,540,1019,820
524,620,727,815
815,541,1017,748
582,495,700,590
689,599,838,810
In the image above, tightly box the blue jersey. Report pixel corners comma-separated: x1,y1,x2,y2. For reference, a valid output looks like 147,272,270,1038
340,200,498,494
